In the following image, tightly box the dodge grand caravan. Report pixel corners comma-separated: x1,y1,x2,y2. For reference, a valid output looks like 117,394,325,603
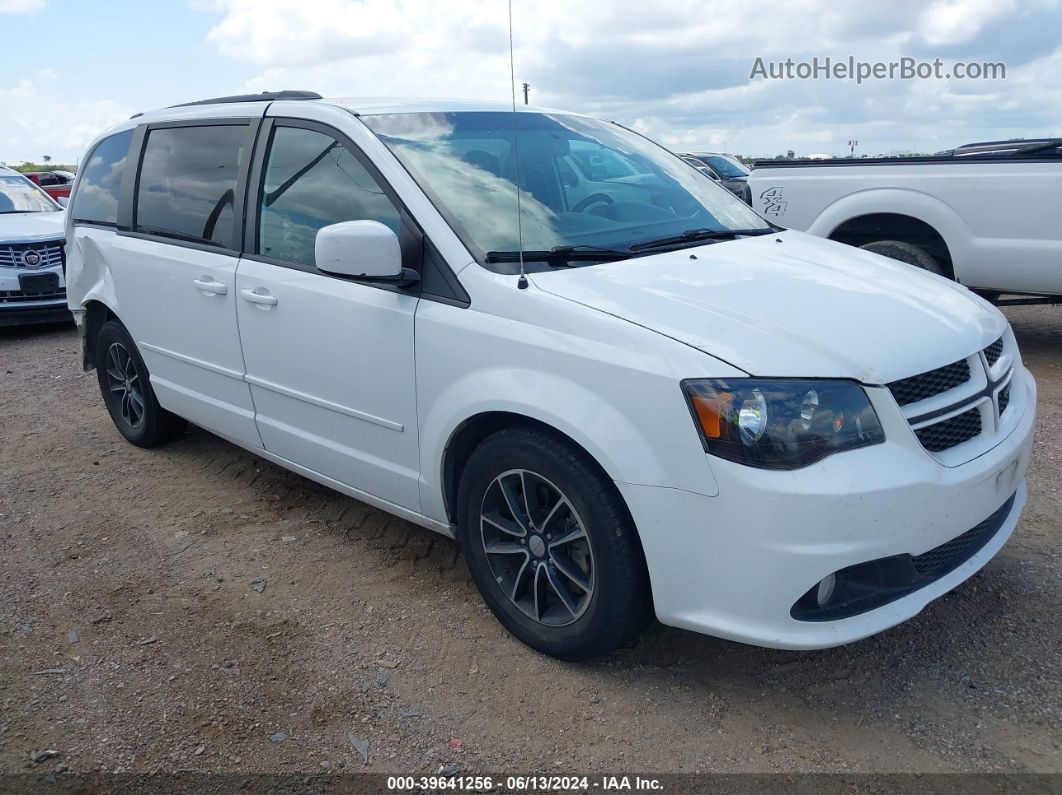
66,92,1036,660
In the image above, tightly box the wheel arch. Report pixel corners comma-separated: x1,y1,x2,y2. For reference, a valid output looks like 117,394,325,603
441,411,626,528
828,212,955,279
806,188,972,282
81,299,118,371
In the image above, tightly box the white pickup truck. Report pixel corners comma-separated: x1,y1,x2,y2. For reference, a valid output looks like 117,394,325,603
748,139,1062,303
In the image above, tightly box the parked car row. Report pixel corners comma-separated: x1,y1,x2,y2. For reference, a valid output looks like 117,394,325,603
57,92,1033,661
0,166,70,327
24,169,76,201
679,151,752,204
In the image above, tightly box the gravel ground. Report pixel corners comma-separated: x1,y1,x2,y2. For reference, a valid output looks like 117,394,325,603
0,306,1059,777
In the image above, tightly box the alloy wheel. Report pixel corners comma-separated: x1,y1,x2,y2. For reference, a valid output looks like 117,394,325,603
105,342,145,429
479,469,595,626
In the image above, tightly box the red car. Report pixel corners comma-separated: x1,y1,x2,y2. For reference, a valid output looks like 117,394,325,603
24,170,75,201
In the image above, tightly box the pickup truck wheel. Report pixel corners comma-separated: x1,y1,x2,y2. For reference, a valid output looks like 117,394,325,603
457,427,651,661
859,240,946,277
95,320,187,448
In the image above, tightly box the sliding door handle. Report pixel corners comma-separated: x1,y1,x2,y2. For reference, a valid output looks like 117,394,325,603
193,278,228,295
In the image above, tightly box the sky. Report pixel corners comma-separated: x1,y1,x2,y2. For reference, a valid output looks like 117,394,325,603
2,0,1061,164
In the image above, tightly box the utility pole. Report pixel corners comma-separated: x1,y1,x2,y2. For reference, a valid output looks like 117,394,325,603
522,82,530,105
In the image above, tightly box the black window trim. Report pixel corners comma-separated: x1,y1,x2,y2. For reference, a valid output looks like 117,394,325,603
118,117,260,258
244,117,413,279
71,128,137,228
243,116,469,306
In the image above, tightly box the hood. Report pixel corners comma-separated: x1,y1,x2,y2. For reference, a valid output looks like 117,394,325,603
530,231,1004,384
0,211,65,242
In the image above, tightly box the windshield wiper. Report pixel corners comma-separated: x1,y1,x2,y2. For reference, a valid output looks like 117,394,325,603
629,227,775,252
0,210,36,215
485,245,633,266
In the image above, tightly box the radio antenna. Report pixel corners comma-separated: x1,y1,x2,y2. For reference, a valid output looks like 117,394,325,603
507,0,528,289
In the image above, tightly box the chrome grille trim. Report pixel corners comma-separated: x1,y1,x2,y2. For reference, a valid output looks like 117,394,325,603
0,240,65,270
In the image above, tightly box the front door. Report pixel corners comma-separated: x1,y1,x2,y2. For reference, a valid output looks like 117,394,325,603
235,121,421,510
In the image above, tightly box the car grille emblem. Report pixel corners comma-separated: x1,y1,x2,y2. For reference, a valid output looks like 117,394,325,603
20,250,43,269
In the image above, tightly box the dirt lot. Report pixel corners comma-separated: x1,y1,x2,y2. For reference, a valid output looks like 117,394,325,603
1,307,1060,778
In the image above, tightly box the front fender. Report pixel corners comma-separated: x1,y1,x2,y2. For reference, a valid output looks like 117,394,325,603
418,366,720,524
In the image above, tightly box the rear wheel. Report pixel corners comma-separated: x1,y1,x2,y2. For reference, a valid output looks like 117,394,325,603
859,239,946,277
457,427,651,661
95,320,186,447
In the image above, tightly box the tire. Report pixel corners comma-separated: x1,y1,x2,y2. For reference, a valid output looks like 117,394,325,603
859,239,947,277
95,319,186,447
457,427,651,661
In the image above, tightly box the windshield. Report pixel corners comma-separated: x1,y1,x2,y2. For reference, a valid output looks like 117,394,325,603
695,154,749,179
362,111,768,271
0,175,60,213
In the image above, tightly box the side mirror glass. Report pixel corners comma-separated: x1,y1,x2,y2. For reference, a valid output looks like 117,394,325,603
315,220,404,279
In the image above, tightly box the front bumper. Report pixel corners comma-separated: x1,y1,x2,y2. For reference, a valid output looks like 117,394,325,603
620,365,1036,650
0,298,71,327
0,261,69,327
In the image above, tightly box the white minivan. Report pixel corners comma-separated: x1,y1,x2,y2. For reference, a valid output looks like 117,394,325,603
66,92,1036,660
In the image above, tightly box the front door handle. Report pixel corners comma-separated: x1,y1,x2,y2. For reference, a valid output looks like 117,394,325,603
193,278,228,295
240,288,278,307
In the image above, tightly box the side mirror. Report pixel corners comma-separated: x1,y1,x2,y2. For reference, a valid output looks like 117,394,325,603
699,167,721,181
315,220,417,284
57,196,69,208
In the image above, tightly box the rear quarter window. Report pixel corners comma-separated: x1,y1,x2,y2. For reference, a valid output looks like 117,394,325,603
71,130,134,226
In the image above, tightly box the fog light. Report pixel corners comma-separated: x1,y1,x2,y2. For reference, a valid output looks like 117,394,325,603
815,573,836,607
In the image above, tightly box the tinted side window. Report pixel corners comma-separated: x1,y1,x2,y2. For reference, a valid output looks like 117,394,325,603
71,129,133,225
136,125,247,249
258,126,400,267
39,173,58,186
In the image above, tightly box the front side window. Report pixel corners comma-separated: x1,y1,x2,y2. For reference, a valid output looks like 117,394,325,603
135,125,247,249
0,175,60,214
258,125,401,267
363,111,767,269
71,129,133,225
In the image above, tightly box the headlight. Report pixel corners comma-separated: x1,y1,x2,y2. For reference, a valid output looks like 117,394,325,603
682,378,885,469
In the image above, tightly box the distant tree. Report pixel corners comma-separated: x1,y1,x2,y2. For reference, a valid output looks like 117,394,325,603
42,155,52,164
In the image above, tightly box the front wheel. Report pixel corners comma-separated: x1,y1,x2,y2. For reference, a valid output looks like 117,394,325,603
457,427,651,661
95,319,186,447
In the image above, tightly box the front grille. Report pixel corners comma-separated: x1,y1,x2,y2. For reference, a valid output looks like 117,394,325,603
888,358,971,406
912,495,1015,578
0,241,65,270
984,336,1004,367
998,383,1011,415
915,407,982,452
0,288,66,303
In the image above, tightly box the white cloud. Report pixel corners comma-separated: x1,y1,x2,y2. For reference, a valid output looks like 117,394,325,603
0,0,45,13
0,74,133,165
194,0,1060,156
918,0,1017,46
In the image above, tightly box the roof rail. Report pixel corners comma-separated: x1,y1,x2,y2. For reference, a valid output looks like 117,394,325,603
168,90,323,108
